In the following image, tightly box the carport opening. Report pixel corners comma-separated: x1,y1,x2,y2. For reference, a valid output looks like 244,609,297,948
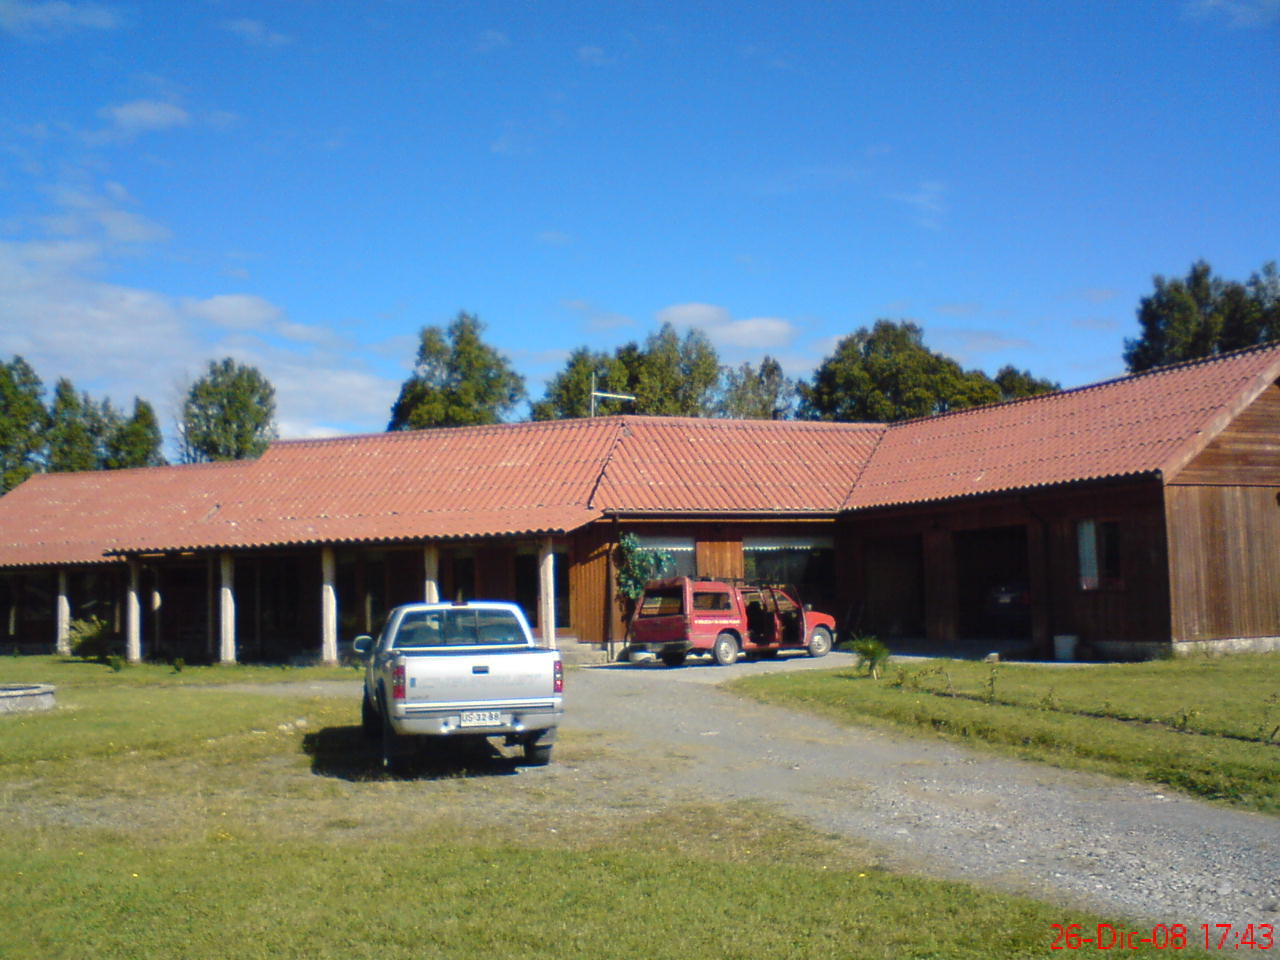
954,525,1031,642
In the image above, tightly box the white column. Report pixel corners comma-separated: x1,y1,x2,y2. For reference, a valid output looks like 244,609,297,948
321,546,338,665
538,537,557,649
423,543,440,603
125,560,141,663
55,569,71,656
219,552,236,664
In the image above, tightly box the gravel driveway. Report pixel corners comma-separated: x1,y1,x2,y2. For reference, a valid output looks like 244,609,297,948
565,652,1280,929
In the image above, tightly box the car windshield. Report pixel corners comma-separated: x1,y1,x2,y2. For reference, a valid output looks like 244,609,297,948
392,608,526,648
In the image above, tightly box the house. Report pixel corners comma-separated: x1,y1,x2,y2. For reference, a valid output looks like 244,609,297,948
1,343,1278,662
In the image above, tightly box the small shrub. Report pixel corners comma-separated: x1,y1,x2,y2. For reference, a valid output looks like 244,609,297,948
849,636,890,680
107,654,124,672
172,657,185,674
68,617,120,663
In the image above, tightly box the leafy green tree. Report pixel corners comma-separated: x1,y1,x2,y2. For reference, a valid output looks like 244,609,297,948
798,320,1001,422
625,323,721,417
45,378,99,473
388,312,525,429
1123,260,1280,372
531,348,630,420
180,358,277,462
994,366,1060,402
105,399,166,468
0,355,47,492
717,356,795,419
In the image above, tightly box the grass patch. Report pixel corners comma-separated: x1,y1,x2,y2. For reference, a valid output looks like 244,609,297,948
0,654,357,689
0,660,1216,958
731,653,1280,813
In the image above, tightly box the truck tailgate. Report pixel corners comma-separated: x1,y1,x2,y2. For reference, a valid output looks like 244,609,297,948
401,648,559,707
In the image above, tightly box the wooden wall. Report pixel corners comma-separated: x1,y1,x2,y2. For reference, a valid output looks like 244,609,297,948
1165,485,1280,643
842,479,1171,653
1172,382,1280,486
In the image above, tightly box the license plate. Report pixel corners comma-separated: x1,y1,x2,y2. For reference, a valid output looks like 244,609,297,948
460,710,502,728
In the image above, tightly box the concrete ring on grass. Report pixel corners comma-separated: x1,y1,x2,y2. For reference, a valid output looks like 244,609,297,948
0,683,56,714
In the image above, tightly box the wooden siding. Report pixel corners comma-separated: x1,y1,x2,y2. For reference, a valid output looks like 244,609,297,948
843,480,1171,652
569,524,617,647
696,539,745,579
1172,381,1280,486
1166,485,1280,642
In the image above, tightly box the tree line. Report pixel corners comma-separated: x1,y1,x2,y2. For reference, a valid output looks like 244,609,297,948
0,357,275,493
3,258,1274,493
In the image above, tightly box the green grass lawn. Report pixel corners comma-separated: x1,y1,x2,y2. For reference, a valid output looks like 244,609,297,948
0,656,1215,959
732,652,1280,814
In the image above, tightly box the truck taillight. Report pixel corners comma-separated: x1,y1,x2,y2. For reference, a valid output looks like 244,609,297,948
392,663,406,700
553,659,563,694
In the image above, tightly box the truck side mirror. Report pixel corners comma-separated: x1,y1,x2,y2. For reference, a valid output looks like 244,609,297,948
352,635,374,657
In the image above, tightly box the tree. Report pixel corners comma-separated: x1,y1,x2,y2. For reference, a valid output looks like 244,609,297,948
1123,260,1280,372
0,355,47,492
626,323,721,417
104,399,166,469
798,320,1001,422
994,366,1060,402
388,312,525,430
717,356,796,419
180,358,277,462
45,378,99,473
531,348,628,420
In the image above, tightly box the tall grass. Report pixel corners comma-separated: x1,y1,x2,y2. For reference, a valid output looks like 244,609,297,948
733,653,1280,813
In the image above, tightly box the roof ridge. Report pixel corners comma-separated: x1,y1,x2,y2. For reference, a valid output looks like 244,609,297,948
266,415,628,449
883,338,1280,430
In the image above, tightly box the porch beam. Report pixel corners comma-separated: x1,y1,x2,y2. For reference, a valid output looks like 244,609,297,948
55,569,71,656
219,552,236,664
321,546,338,665
125,560,141,663
423,543,440,603
538,537,557,649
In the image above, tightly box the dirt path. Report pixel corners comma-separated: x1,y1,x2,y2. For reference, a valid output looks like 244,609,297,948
565,654,1280,929
237,652,1279,927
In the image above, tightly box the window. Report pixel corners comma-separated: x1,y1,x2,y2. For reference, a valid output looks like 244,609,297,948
634,535,696,578
393,608,526,648
692,590,732,611
1077,519,1122,590
638,586,683,617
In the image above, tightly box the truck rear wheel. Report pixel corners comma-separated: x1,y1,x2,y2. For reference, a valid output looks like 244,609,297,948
379,693,412,776
361,689,378,740
712,632,739,666
807,626,833,658
523,736,553,765
660,649,687,667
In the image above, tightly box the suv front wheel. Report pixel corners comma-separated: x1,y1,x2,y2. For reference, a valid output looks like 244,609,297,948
807,626,833,658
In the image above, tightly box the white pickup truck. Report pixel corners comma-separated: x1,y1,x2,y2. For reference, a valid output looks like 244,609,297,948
353,601,563,772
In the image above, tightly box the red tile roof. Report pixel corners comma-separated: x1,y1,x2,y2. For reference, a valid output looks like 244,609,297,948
592,416,884,514
845,344,1280,510
0,343,1276,567
0,462,242,566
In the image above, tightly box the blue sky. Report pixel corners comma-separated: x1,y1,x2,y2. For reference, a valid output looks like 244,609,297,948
2,0,1277,440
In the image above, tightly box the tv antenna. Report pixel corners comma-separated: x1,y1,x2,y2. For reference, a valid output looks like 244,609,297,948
589,372,636,417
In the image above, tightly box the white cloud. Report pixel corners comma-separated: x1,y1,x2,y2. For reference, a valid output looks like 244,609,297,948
186,294,284,331
656,302,797,351
561,299,632,331
892,180,946,229
0,0,118,37
223,17,292,47
97,99,191,138
577,45,611,66
536,230,572,247
43,185,171,243
935,302,982,317
1184,0,1280,26
475,29,510,52
932,328,1034,367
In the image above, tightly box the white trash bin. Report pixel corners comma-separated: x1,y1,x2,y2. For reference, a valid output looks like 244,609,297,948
1053,634,1078,661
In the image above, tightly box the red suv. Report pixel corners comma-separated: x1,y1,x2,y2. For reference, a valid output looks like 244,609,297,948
628,577,837,667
